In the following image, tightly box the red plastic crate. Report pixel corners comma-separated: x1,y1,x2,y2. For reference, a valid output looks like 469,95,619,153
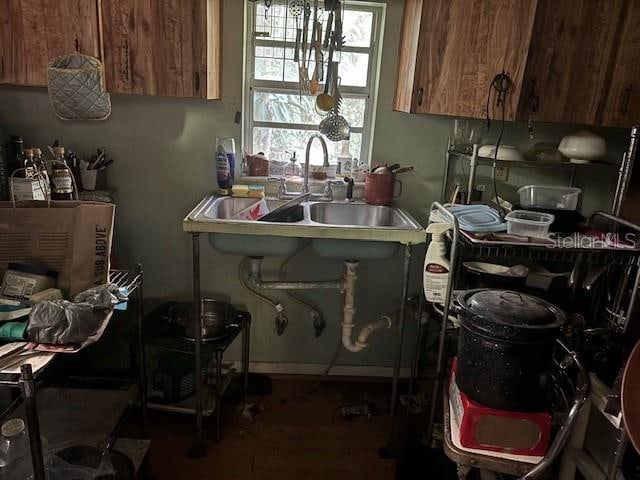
449,358,552,457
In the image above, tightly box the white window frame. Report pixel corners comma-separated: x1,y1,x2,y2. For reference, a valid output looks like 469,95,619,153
242,0,386,166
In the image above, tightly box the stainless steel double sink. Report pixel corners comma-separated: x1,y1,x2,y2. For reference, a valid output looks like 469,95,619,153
184,196,425,259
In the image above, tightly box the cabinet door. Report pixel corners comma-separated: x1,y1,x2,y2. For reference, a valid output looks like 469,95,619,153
517,0,624,125
407,0,537,119
600,1,640,127
0,0,101,86
101,0,221,99
394,0,424,113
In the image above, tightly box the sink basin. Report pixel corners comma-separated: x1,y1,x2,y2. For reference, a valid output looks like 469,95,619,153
184,195,425,259
204,197,308,256
202,197,289,220
308,202,416,228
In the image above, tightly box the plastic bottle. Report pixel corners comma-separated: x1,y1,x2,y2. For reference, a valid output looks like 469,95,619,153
423,223,452,303
0,419,32,479
216,137,236,189
336,140,352,177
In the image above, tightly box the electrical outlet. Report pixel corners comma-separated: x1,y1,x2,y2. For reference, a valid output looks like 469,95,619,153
494,166,509,181
475,184,486,192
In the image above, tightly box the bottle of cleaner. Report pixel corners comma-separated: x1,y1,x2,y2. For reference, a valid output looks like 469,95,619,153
423,223,452,303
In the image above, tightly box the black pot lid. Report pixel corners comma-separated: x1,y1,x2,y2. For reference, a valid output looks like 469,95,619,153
460,289,565,329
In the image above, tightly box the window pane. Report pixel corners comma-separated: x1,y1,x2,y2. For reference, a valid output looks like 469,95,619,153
255,4,293,42
254,91,366,128
337,52,369,87
253,127,362,166
343,10,374,47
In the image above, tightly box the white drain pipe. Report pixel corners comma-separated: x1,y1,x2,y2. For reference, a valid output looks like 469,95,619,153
247,257,392,352
341,261,393,353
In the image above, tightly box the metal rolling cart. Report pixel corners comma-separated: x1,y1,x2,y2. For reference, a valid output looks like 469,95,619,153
419,202,640,479
143,303,251,446
0,266,146,480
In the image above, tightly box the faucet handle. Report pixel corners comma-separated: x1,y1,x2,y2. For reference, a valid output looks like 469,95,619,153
322,179,344,200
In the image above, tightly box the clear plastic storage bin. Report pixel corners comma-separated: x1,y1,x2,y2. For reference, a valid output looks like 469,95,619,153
517,185,582,210
505,210,555,238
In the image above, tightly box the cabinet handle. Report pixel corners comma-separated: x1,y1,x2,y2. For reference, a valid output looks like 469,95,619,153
195,71,200,92
74,37,80,52
416,87,424,106
122,39,130,81
621,84,633,116
528,78,539,113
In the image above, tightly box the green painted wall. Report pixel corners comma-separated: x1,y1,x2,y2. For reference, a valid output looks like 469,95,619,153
0,0,632,369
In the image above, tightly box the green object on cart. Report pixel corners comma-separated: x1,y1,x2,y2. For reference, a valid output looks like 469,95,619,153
0,321,27,341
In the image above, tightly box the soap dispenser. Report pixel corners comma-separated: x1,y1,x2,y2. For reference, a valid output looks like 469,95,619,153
285,151,302,177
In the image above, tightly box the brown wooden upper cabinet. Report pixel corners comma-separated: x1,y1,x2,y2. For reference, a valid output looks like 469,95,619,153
394,0,640,128
101,0,221,99
0,0,102,86
394,0,537,120
517,0,625,126
600,0,640,127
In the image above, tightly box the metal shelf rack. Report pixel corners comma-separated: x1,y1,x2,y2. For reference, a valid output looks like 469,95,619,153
420,203,640,479
442,126,638,215
0,265,146,480
142,305,251,444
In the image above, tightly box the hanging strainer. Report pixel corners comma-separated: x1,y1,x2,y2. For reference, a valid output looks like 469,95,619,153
319,111,350,142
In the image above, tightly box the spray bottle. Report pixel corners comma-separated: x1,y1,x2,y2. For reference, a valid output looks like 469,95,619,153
423,223,452,303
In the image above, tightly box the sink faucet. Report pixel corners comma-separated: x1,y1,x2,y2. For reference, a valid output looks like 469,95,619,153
304,133,329,194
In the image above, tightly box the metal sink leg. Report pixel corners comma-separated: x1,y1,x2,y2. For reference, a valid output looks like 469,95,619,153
386,243,412,452
188,233,207,458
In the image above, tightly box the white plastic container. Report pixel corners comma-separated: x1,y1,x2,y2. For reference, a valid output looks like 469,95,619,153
518,185,581,210
505,210,554,238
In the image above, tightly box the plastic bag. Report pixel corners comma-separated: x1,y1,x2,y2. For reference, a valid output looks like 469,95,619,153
26,284,127,345
26,301,102,345
73,284,127,308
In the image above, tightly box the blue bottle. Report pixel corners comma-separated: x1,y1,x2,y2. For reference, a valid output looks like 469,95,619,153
216,137,236,189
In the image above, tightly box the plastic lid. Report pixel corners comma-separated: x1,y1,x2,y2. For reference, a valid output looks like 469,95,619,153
464,290,563,327
2,419,25,437
446,205,507,233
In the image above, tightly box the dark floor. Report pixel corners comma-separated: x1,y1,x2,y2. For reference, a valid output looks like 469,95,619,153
143,377,397,480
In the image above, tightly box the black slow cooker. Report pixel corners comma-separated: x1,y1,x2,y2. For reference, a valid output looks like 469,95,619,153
453,289,566,412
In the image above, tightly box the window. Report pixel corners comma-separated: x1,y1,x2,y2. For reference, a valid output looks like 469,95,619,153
243,1,385,167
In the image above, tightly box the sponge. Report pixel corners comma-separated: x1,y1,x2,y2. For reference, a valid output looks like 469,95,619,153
232,184,265,198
